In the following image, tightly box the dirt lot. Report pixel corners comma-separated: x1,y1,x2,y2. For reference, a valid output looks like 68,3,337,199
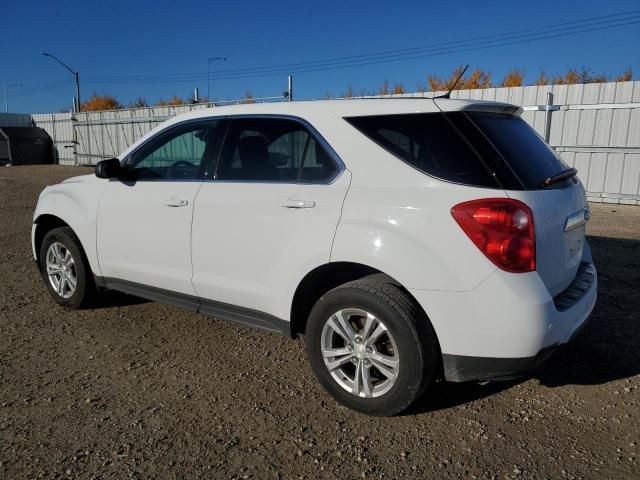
1,165,639,479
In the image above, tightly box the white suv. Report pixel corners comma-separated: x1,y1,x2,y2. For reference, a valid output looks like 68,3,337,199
33,99,597,416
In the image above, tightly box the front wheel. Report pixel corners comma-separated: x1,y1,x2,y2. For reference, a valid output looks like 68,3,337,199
39,226,96,309
305,277,439,416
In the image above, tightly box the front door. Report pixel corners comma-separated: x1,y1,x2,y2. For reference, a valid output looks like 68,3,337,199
97,119,220,295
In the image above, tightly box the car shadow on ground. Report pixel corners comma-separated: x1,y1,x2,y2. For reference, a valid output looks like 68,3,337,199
407,235,640,415
92,289,149,308
84,236,639,415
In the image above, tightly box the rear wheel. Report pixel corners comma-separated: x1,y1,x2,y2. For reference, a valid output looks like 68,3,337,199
39,227,96,309
305,277,439,416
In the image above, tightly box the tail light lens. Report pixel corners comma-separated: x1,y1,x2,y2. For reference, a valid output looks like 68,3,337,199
451,198,535,273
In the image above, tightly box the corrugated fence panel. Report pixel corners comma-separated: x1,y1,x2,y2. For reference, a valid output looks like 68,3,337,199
28,81,640,204
31,112,74,164
587,153,607,193
628,109,640,146
621,154,640,196
603,154,625,197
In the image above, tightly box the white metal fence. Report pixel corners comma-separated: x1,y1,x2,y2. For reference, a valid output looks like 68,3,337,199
22,81,640,205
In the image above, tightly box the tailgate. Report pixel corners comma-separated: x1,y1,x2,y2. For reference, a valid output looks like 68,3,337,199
507,180,589,296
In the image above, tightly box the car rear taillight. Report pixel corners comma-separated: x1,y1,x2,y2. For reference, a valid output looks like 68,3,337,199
451,198,535,273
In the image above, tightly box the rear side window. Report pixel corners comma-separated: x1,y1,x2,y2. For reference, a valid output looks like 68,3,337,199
346,113,499,188
216,118,338,182
346,112,569,190
467,112,567,189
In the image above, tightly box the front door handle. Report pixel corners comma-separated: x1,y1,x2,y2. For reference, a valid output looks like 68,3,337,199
281,199,316,209
163,197,189,207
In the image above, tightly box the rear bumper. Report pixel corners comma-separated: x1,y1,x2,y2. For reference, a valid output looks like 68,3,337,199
410,249,597,382
442,345,560,382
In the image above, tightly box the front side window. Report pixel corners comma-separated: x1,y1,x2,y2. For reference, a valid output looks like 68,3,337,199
216,118,338,182
127,120,219,181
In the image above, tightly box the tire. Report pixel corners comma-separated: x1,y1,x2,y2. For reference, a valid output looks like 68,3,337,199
305,277,439,416
39,226,96,309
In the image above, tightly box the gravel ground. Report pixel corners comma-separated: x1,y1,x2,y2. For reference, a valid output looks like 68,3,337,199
1,165,639,480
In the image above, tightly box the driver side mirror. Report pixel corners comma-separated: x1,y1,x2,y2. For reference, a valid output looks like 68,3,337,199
95,158,123,179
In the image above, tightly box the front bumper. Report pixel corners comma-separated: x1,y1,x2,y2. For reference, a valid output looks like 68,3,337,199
410,256,597,382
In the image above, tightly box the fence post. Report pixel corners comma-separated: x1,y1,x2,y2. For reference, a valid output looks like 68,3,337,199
543,91,554,143
72,112,78,166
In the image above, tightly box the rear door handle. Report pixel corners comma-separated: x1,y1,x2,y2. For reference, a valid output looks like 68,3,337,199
163,197,189,207
281,199,315,209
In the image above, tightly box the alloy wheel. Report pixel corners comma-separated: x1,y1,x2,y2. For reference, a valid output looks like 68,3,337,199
320,308,400,398
45,242,77,299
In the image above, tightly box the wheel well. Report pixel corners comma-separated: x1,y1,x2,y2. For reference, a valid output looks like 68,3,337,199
290,262,405,338
33,215,70,262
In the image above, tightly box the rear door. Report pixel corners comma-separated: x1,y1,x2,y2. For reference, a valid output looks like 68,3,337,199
190,116,350,322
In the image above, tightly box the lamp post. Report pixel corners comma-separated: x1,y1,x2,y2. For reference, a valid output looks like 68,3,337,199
207,56,226,103
42,52,81,112
4,83,23,112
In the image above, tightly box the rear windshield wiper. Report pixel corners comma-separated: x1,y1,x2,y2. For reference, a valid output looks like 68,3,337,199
540,167,577,188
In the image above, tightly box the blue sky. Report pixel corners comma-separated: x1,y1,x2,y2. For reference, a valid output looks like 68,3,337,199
2,0,639,113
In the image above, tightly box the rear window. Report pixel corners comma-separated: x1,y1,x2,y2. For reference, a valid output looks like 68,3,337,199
346,111,568,190
467,112,567,189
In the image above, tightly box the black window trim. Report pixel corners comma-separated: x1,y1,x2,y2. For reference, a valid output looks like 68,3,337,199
119,118,222,183
344,111,525,191
119,114,345,185
209,114,345,185
464,111,572,190
439,112,506,189
461,111,526,189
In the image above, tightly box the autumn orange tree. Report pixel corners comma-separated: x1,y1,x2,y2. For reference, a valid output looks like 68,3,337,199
242,91,256,104
392,83,406,95
344,85,355,98
80,93,123,111
378,80,390,96
67,65,636,112
615,69,633,82
128,97,148,108
500,69,525,87
351,66,634,96
428,66,491,91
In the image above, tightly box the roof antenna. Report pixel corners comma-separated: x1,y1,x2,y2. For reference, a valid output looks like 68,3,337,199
430,64,469,99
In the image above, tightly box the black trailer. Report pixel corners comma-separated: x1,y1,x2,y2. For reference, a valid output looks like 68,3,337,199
0,127,54,165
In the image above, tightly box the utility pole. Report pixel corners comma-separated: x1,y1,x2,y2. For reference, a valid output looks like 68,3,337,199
207,56,226,103
42,52,81,112
4,83,23,112
287,75,293,102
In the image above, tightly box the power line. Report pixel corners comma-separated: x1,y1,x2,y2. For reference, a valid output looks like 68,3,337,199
82,10,640,85
85,10,639,81
11,78,72,98
203,17,640,81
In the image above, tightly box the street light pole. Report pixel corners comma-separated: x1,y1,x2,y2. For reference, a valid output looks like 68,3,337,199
42,52,81,112
207,56,226,103
4,83,23,112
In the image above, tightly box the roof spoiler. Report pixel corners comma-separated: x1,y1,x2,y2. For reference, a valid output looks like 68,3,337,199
434,99,523,116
